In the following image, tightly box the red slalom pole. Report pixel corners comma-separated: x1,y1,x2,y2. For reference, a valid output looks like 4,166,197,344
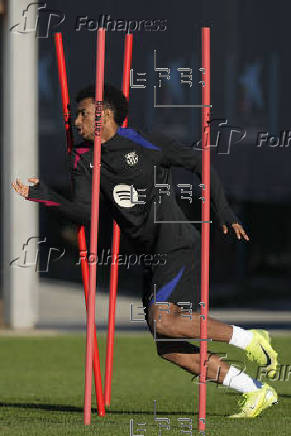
104,32,133,408
84,27,106,425
54,33,105,418
78,229,105,418
54,33,73,153
198,27,210,435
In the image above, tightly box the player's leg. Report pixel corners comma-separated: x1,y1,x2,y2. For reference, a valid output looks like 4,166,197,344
155,336,229,383
146,249,251,345
149,302,232,341
147,305,266,392
143,247,277,381
149,302,278,378
154,336,278,418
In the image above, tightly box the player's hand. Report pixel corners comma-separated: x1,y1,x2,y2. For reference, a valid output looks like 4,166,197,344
222,223,249,241
11,177,39,198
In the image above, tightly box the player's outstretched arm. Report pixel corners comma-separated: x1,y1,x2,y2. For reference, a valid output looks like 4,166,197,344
11,157,91,226
157,135,249,241
12,177,38,198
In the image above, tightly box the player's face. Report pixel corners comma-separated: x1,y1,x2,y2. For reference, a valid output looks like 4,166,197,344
75,98,95,141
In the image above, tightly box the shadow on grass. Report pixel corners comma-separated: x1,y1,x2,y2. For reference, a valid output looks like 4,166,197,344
0,402,224,417
278,393,291,398
225,392,291,398
109,410,197,416
0,402,84,413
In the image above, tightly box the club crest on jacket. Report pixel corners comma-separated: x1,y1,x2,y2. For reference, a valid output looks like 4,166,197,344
124,151,138,167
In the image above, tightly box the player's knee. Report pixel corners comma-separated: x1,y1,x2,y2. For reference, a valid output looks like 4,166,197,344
148,303,180,336
155,316,174,336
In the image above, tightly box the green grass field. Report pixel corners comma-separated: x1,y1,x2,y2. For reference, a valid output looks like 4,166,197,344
0,333,290,435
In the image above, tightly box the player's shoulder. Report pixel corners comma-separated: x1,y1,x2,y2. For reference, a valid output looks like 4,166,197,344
116,126,173,152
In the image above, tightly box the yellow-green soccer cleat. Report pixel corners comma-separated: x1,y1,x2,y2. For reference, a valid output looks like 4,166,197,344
245,329,278,379
255,329,270,343
229,383,278,418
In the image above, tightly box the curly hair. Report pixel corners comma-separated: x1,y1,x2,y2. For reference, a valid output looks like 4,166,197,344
76,83,128,125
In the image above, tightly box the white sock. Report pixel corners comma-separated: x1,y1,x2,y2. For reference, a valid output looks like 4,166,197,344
223,365,263,393
229,325,253,350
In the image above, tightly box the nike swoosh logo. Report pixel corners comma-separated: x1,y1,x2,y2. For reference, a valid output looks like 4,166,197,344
90,163,94,168
260,345,272,366
249,397,260,410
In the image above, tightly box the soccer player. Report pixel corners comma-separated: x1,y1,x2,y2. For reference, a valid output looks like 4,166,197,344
12,84,278,418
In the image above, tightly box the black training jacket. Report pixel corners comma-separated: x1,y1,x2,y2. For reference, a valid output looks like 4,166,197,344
27,127,237,254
